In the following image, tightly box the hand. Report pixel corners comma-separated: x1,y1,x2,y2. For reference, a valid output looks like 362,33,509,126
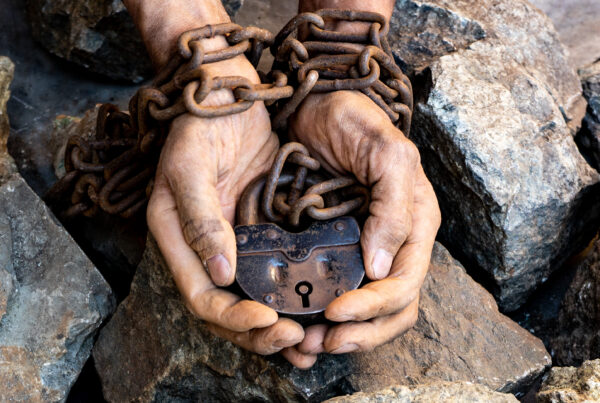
146,57,314,368
286,91,441,360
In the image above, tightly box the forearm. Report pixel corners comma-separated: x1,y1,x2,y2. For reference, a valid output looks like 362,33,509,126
123,0,231,70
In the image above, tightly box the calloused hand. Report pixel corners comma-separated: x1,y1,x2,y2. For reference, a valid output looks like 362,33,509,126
146,57,315,368
285,91,441,361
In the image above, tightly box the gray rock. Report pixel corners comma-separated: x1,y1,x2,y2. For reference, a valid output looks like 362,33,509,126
576,61,600,171
94,240,549,402
528,0,600,70
25,0,244,82
0,175,115,401
0,56,16,182
390,0,599,311
324,382,518,403
536,359,600,403
550,238,600,366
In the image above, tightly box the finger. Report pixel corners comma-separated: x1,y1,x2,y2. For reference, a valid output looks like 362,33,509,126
324,297,420,354
147,173,278,332
281,347,318,369
326,167,440,322
205,318,304,355
161,131,237,287
296,324,328,355
361,137,420,281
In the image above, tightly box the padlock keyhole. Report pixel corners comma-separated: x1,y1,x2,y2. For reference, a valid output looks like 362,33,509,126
295,281,313,308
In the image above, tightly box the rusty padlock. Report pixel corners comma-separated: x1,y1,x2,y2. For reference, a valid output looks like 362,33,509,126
234,174,365,319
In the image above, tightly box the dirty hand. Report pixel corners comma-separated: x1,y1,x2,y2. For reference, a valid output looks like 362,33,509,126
125,0,311,367
286,90,441,359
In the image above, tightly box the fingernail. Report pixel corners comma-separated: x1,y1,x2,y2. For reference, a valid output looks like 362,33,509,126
330,344,359,354
372,249,393,280
207,254,231,286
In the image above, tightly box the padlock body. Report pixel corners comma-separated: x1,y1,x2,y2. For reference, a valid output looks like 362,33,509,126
234,217,365,315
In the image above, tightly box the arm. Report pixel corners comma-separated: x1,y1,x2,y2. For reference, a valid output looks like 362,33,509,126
123,0,313,368
288,0,441,357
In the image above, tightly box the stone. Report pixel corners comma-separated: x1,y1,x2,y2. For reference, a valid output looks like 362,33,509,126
0,56,16,182
25,0,244,83
550,238,600,366
576,61,600,171
0,174,115,401
324,382,518,403
536,359,600,403
389,0,599,311
94,240,549,402
528,0,600,70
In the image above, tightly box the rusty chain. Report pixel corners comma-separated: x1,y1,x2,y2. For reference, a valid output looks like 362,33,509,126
46,10,413,224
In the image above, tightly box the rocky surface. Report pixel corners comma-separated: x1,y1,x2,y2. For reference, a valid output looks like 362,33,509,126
528,0,600,70
550,237,600,366
536,359,600,403
94,240,549,402
25,0,244,82
0,56,16,181
389,0,599,311
577,61,600,171
0,174,115,401
325,382,518,403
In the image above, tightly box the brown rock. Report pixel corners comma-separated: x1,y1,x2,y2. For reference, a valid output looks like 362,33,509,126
94,240,549,401
536,359,600,403
324,382,518,403
551,238,600,366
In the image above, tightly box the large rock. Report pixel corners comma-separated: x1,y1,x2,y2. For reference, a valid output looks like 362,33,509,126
389,0,599,311
0,56,16,181
528,0,600,70
325,382,517,403
550,238,600,366
536,359,600,403
0,174,115,401
25,0,244,82
94,240,549,402
576,61,600,171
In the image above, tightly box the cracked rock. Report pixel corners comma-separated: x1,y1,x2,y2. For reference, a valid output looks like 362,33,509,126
537,359,600,403
324,382,518,403
94,240,549,402
25,0,244,82
0,175,115,401
390,0,599,311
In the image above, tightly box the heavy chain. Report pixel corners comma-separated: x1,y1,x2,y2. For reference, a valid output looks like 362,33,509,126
47,10,413,223
268,9,413,136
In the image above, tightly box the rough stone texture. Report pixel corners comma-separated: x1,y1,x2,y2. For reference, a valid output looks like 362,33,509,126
25,0,244,82
325,382,517,403
536,359,600,403
94,240,549,402
389,0,599,311
0,56,16,182
528,0,600,70
576,61,600,171
550,238,600,366
0,175,115,402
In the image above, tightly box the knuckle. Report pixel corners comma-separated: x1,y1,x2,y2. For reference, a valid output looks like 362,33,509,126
394,139,420,167
182,217,224,256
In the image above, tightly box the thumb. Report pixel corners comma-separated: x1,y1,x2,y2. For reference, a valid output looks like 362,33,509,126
164,158,237,287
360,140,419,281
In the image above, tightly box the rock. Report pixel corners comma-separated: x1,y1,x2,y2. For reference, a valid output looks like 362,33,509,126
536,359,600,403
389,0,599,311
94,240,549,402
550,237,600,366
0,56,16,181
25,0,244,83
576,61,600,171
0,174,115,401
528,0,600,70
324,382,518,403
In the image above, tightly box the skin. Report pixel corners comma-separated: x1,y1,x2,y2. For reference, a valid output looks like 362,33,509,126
123,0,441,369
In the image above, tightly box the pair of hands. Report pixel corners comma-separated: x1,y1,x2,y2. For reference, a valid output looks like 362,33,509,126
147,55,441,369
